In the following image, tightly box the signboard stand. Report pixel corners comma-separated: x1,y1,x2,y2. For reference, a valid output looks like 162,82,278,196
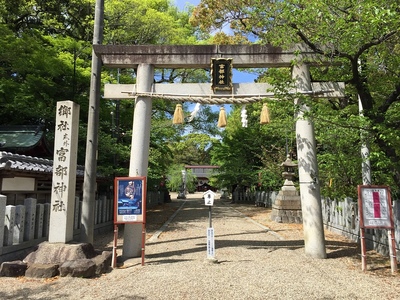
112,224,118,268
358,185,397,274
204,190,217,262
113,177,147,267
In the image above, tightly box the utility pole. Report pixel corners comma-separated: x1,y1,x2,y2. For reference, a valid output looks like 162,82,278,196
81,0,104,243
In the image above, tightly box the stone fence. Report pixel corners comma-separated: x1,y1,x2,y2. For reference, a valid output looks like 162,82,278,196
233,190,400,259
232,190,279,207
0,191,167,262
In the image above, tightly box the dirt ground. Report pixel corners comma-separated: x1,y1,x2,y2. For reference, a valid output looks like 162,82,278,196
95,196,398,278
229,202,398,277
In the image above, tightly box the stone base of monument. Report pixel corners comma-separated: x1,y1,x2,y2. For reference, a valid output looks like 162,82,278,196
0,242,112,278
270,190,302,224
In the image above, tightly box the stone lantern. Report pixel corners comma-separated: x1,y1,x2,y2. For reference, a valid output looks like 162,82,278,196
270,155,302,223
281,155,297,190
177,169,187,199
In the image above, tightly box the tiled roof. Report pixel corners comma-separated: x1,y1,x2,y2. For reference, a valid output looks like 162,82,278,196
0,125,44,149
0,151,84,176
0,125,52,157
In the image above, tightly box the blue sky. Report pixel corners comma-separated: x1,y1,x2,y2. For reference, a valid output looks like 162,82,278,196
175,0,200,11
174,0,258,85
173,0,258,116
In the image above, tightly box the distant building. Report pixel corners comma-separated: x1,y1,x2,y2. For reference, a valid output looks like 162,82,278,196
0,125,53,158
0,151,85,205
0,125,106,205
184,165,219,192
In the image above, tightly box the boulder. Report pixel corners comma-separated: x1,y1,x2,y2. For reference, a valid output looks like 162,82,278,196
92,251,113,275
25,263,59,278
0,242,112,278
59,259,96,278
23,242,98,265
0,260,28,277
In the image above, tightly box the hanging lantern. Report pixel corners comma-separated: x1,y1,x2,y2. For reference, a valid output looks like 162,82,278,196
260,103,270,124
173,103,184,124
217,106,227,128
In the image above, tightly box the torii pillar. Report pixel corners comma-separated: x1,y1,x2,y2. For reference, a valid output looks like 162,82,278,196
123,63,154,258
293,63,327,259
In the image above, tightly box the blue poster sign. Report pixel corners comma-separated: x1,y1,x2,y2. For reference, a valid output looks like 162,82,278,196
114,177,146,224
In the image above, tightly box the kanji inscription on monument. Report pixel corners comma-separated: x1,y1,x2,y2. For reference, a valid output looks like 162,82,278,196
49,100,80,243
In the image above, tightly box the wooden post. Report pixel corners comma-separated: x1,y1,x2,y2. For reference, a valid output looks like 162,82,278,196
112,224,118,268
360,228,367,271
388,230,397,274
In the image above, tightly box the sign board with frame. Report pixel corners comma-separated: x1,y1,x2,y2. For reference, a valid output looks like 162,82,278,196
357,185,397,274
211,58,233,92
114,176,146,224
112,176,147,267
358,185,392,229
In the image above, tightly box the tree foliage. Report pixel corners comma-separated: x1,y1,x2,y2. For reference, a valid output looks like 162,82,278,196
0,0,209,189
192,0,400,197
4,0,398,201
104,0,197,45
210,99,293,192
166,164,196,193
0,1,98,170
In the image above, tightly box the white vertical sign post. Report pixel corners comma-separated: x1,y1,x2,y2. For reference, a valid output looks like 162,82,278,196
49,101,80,243
204,190,216,261
207,227,215,259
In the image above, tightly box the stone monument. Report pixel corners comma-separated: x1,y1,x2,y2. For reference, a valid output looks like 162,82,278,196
271,155,302,223
48,100,80,243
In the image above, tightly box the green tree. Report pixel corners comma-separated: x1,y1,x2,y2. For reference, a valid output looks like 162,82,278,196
104,0,197,45
0,0,212,188
100,0,216,181
191,0,400,197
166,164,196,193
0,0,94,162
0,0,93,39
169,132,217,165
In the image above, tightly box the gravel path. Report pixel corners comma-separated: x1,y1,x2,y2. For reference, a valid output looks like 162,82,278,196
1,193,399,299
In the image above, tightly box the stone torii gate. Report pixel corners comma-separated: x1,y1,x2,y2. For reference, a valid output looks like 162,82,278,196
93,44,345,259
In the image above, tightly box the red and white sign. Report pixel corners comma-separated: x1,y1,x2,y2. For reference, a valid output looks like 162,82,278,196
357,185,397,274
358,186,392,228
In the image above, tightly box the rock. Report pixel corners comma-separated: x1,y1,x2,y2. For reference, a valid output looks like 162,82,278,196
0,242,113,278
92,251,113,275
25,263,59,278
0,260,28,277
59,259,96,278
23,242,98,265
